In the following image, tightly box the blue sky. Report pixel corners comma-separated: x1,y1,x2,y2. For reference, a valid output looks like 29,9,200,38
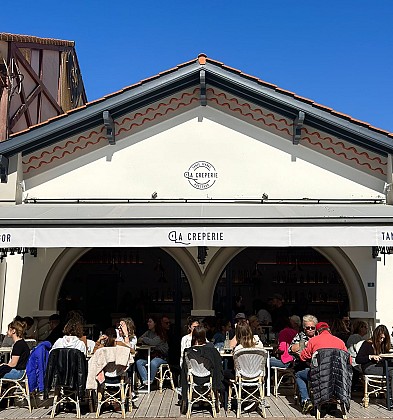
3,1,393,131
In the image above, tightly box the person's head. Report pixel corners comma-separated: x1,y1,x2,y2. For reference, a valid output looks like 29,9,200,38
192,326,207,345
342,315,351,331
289,315,301,331
235,323,254,348
23,317,34,329
49,314,61,330
147,315,166,341
66,310,85,325
161,316,171,331
270,293,283,308
235,313,246,324
219,319,232,333
372,324,391,354
248,315,260,331
63,318,84,338
103,327,117,347
7,319,27,338
147,316,157,331
302,314,318,338
186,316,199,334
119,317,136,338
351,320,369,336
331,318,349,334
316,322,330,334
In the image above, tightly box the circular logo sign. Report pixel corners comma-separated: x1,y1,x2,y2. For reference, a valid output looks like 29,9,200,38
184,161,218,190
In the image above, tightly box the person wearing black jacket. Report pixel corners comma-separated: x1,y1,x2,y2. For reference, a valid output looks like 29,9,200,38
356,324,393,397
180,326,224,413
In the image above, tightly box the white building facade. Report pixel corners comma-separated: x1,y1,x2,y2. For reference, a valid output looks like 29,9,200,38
0,54,392,337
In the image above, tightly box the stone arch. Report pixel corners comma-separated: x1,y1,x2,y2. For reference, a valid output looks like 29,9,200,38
204,247,368,313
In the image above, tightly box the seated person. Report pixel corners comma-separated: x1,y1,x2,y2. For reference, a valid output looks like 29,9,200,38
224,323,264,382
23,316,37,339
180,326,224,410
270,315,299,368
229,315,263,349
248,316,266,343
300,321,349,415
136,316,168,388
45,314,64,345
0,319,30,379
330,318,351,343
289,314,318,415
51,318,87,355
356,324,393,396
180,317,200,368
347,320,369,348
94,319,136,353
212,319,232,349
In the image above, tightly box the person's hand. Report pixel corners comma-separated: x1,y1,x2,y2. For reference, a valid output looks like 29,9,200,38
119,321,128,337
370,354,381,361
292,343,300,353
98,334,108,344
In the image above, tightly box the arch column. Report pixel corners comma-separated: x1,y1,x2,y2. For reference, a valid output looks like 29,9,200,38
1,254,24,332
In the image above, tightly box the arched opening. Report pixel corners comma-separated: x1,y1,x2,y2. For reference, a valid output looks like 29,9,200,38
57,247,192,334
213,247,352,323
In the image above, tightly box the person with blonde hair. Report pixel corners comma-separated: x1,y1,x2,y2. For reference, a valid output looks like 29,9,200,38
0,319,30,379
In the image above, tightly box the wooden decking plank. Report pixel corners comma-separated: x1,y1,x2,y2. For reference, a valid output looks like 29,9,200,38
158,390,175,417
134,393,153,417
145,389,164,417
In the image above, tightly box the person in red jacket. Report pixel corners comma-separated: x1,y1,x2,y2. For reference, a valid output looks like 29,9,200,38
298,322,349,414
300,322,348,362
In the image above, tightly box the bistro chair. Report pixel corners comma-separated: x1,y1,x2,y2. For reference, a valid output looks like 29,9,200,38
362,374,386,408
96,374,129,418
0,371,32,412
155,363,175,393
309,349,351,420
44,348,87,418
184,351,217,418
228,347,268,418
271,366,295,397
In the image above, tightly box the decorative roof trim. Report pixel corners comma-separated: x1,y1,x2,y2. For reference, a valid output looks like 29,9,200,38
0,32,75,47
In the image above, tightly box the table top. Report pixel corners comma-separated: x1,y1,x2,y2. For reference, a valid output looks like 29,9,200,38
380,353,393,358
136,344,153,350
0,347,12,353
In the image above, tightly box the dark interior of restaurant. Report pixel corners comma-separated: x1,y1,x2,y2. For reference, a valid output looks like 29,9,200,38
59,247,348,343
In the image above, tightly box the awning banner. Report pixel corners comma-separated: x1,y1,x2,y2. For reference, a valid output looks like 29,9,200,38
1,226,392,247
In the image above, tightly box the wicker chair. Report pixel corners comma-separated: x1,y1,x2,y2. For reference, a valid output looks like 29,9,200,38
96,374,130,418
155,363,175,393
184,352,217,418
0,371,32,412
271,366,295,397
362,374,386,408
228,347,268,418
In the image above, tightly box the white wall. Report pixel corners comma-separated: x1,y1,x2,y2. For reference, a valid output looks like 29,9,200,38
24,108,382,201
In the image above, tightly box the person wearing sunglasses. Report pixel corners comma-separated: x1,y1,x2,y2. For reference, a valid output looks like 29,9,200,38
288,314,318,414
299,322,350,416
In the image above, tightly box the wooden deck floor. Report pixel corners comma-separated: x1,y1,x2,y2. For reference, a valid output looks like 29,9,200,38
1,389,393,419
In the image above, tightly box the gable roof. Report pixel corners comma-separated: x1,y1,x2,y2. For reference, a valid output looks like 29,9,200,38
1,54,393,162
